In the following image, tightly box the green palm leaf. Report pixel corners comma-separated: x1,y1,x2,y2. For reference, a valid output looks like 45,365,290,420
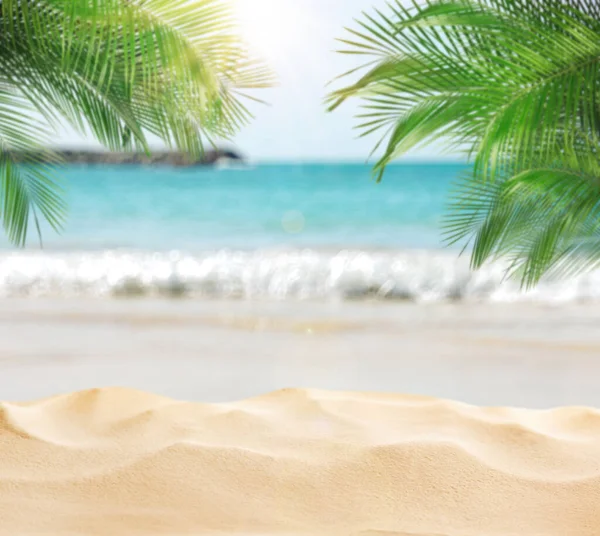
329,0,600,287
0,0,273,246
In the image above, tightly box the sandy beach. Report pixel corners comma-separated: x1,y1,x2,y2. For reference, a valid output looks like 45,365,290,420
2,386,600,535
1,299,600,534
3,0,599,529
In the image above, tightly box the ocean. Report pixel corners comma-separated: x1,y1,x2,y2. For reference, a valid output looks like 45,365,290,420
1,162,598,302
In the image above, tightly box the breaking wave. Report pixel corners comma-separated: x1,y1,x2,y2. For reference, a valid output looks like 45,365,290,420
0,248,598,302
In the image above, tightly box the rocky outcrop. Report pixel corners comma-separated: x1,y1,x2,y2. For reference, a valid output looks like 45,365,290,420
13,148,245,167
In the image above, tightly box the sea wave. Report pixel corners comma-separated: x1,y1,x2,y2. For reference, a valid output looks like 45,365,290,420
0,248,598,302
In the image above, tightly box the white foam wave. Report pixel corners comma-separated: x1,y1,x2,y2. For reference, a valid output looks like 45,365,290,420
0,248,598,302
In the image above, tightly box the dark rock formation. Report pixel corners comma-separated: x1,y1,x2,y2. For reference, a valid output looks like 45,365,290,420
13,148,245,167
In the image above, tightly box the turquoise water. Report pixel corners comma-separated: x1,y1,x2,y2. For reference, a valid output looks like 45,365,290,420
0,162,597,302
22,163,462,251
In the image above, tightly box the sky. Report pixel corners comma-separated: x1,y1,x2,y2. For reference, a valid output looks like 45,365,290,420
56,0,459,163
231,0,384,162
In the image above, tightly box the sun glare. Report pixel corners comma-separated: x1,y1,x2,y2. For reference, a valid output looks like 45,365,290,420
234,0,299,60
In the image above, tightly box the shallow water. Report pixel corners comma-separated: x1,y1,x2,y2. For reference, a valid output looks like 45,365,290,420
12,162,456,251
2,162,600,303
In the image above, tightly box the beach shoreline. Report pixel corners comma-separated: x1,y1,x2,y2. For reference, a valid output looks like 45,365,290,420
1,298,599,408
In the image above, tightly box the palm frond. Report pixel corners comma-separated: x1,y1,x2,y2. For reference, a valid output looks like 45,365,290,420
445,161,600,287
0,0,273,246
329,0,600,179
0,89,65,246
330,0,600,286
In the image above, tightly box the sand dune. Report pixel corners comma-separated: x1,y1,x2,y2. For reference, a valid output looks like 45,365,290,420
1,388,600,535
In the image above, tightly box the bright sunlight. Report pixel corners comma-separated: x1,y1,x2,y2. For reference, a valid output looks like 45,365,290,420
234,0,303,59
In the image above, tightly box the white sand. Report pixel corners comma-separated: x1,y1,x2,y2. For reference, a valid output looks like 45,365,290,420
1,299,600,534
1,387,600,535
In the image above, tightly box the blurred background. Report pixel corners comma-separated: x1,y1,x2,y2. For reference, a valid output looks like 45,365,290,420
1,0,599,409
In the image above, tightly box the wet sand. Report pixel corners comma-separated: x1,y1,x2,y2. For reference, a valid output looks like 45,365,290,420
1,298,599,407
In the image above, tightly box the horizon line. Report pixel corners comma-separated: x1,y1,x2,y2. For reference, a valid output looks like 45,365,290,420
46,145,468,165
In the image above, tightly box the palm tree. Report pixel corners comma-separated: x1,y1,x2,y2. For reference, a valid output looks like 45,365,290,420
329,0,600,287
0,0,272,246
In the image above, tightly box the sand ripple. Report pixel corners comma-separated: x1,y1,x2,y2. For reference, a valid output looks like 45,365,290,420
1,388,600,535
